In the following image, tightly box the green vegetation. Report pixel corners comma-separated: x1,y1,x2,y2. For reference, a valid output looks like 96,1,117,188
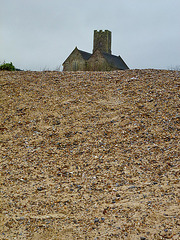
0,62,16,71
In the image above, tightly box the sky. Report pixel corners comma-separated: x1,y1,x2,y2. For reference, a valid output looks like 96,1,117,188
1,0,180,71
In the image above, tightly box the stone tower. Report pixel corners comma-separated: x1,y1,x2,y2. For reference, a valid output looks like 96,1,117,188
93,30,111,54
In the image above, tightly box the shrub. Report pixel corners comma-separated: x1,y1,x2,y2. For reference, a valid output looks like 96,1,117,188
0,62,16,71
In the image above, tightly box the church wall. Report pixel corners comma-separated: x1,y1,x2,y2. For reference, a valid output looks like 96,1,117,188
87,50,114,71
63,49,86,71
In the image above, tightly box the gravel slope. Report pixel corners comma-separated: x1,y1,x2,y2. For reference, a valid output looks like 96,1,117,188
0,69,179,239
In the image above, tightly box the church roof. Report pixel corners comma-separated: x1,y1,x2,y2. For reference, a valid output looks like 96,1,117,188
63,47,129,70
102,52,129,70
78,49,129,70
78,49,92,60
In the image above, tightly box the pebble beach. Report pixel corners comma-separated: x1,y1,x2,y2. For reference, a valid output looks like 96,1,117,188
0,69,179,239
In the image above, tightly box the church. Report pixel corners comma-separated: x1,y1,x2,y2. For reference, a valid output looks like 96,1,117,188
63,30,129,71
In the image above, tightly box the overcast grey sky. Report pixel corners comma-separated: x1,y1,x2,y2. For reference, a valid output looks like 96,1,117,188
1,0,180,70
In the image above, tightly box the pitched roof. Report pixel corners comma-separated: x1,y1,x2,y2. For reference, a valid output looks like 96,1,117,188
63,47,129,70
102,52,129,70
63,47,92,65
78,49,92,60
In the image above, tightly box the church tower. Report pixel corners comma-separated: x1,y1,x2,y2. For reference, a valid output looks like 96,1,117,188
93,30,111,54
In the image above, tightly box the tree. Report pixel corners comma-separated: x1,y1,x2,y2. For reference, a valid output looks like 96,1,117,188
0,62,16,71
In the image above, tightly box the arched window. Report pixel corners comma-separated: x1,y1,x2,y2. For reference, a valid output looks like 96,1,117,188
73,61,78,71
